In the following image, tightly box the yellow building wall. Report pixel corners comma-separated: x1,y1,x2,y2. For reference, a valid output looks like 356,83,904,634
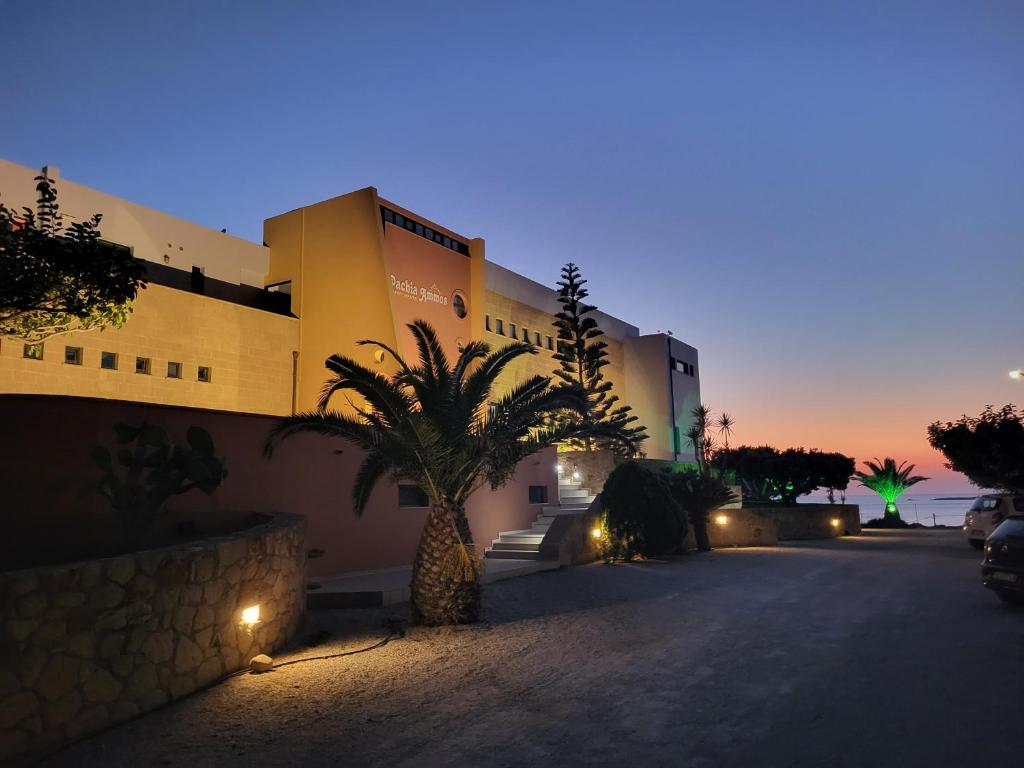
265,189,487,414
0,284,298,415
483,289,629,408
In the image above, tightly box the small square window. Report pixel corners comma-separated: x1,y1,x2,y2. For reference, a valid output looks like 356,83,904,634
415,223,424,236
434,232,442,243
405,219,414,231
64,346,83,365
495,319,504,336
442,236,451,248
100,352,118,370
383,208,394,223
424,227,434,240
198,366,212,383
398,484,430,508
23,343,43,360
534,331,541,346
528,485,549,504
485,314,492,332
509,323,517,339
546,336,554,350
167,361,182,379
135,357,151,375
394,213,405,227
522,328,530,342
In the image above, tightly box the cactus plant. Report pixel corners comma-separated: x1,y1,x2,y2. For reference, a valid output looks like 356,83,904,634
92,422,227,545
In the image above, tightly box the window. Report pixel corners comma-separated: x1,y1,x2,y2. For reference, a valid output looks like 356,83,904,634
100,351,118,370
509,323,517,339
198,366,212,383
452,292,467,319
167,361,182,379
494,318,504,336
398,484,429,508
23,343,43,360
672,358,696,377
378,206,471,256
546,336,554,351
534,331,541,347
522,327,530,342
485,314,492,332
528,485,549,504
135,357,151,375
64,346,83,365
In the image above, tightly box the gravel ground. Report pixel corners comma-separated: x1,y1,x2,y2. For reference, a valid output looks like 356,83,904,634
42,530,1024,767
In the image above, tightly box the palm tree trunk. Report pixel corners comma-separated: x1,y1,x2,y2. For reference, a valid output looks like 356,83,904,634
410,503,482,626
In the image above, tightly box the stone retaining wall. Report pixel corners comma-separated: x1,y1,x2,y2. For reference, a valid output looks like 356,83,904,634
685,508,779,549
744,504,861,539
0,513,306,762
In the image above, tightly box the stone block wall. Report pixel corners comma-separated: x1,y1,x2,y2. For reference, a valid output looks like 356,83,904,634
0,513,305,762
558,449,619,494
684,508,779,550
745,504,861,540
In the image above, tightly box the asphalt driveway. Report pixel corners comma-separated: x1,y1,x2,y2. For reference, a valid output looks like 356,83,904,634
45,530,1024,767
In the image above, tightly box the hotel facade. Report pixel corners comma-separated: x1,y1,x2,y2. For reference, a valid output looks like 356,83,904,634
1,158,701,576
0,158,701,460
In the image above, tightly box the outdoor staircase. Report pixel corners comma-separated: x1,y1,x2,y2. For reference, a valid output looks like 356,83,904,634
484,476,596,561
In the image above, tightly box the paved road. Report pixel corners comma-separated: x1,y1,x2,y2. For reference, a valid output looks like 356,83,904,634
47,531,1024,767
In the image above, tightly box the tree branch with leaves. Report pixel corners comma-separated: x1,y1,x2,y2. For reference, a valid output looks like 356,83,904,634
0,174,147,342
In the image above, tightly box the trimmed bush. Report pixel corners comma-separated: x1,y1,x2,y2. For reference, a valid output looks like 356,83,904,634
600,461,686,560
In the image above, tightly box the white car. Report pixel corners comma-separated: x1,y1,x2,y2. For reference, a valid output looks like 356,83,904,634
964,494,1024,549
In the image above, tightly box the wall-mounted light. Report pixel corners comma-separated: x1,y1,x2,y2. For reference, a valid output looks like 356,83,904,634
591,526,602,540
715,514,729,526
240,604,261,626
830,518,841,529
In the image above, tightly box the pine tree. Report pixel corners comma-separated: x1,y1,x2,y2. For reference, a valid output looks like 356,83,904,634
552,263,646,454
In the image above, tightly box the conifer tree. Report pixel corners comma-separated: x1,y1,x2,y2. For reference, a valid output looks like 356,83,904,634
552,263,646,454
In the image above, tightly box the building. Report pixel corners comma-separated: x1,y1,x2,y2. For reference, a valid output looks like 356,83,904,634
0,158,701,460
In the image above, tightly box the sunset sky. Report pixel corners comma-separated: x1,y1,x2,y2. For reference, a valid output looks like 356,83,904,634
4,1,1022,492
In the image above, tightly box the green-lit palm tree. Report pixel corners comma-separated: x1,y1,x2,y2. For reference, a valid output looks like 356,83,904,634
854,457,928,520
266,320,641,626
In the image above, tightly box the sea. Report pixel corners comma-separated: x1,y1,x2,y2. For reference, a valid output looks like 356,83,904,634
800,493,981,526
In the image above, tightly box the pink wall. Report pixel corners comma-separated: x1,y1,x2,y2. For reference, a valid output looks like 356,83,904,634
0,395,557,577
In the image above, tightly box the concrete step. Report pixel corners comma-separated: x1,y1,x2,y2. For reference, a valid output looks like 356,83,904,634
495,532,545,545
485,548,541,560
558,480,582,490
530,523,552,534
559,488,592,498
491,540,541,552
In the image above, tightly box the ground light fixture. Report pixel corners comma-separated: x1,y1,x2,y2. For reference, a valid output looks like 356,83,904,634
240,604,261,626
715,514,729,526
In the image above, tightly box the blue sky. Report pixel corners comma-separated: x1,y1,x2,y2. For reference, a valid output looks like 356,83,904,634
3,1,1022,490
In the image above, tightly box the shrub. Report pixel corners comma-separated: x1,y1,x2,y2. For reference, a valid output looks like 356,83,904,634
600,461,685,560
714,446,854,505
92,422,227,546
666,469,738,551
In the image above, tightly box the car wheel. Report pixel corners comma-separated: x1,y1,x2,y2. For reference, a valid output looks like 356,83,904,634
969,539,984,550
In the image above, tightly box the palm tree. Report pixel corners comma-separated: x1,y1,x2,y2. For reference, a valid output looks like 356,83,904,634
266,320,641,626
854,457,928,520
716,412,736,450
